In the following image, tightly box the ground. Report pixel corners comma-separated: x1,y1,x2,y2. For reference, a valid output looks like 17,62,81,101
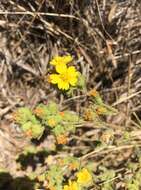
0,0,141,190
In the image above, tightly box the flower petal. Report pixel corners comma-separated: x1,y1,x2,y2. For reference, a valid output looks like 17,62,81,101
50,74,61,84
50,55,73,66
69,77,77,86
63,55,73,64
77,168,92,186
67,66,78,86
56,64,67,74
67,66,78,76
50,56,61,66
58,80,69,90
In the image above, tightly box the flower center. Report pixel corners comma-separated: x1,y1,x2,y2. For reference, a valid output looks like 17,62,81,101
60,73,69,82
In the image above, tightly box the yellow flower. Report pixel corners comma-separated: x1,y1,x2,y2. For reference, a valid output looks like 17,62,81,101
63,180,79,190
56,134,68,144
96,106,107,115
49,187,56,190
83,108,94,121
33,107,44,117
87,89,98,97
48,118,56,127
50,55,73,66
12,111,20,122
77,168,92,186
50,65,78,90
59,111,65,117
68,161,79,171
25,129,33,137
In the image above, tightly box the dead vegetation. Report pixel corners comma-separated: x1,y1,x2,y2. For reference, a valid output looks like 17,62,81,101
0,0,141,189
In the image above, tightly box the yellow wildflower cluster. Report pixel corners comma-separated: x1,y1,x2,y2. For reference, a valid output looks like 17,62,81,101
50,55,73,68
95,106,107,115
83,108,94,121
68,162,79,171
63,180,79,190
77,168,92,186
47,118,56,127
56,134,68,145
33,107,44,117
49,55,79,90
12,111,20,122
87,88,98,97
25,129,33,137
63,168,92,190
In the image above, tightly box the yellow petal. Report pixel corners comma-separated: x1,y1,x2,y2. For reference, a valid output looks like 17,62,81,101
63,180,79,190
50,55,73,66
77,168,92,186
50,56,61,66
63,83,70,90
56,64,67,74
63,55,73,63
63,185,69,190
58,80,69,90
67,66,78,86
69,77,77,86
50,74,61,84
67,66,78,76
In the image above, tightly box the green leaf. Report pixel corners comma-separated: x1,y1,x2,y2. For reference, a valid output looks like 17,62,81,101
48,101,58,114
52,125,65,136
15,107,33,124
31,124,45,139
77,72,86,90
63,111,79,123
22,121,32,132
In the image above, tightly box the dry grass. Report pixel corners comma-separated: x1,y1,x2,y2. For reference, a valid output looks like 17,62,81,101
0,0,141,189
